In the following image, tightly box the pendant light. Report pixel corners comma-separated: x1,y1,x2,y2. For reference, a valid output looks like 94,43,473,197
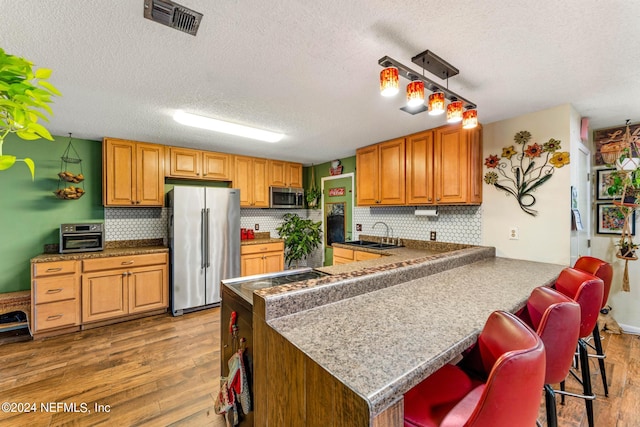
428,92,445,115
406,81,425,107
446,99,463,123
462,109,478,129
380,67,399,97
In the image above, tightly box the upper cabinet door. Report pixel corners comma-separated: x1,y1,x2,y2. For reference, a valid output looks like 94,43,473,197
468,126,483,205
103,139,135,206
406,131,435,205
356,145,379,206
378,138,405,205
287,163,303,188
202,152,232,181
168,147,201,178
269,160,287,187
136,143,164,206
252,158,270,207
234,156,253,207
435,126,469,204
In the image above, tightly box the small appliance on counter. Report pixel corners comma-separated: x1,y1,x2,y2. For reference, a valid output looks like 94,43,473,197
59,223,104,253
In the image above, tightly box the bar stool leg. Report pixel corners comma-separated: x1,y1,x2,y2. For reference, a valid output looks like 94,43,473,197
544,384,558,427
560,380,566,405
592,323,609,397
579,339,595,427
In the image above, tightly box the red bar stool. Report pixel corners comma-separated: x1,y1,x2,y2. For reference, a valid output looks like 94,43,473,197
554,267,604,427
517,286,580,427
574,255,613,396
403,311,545,427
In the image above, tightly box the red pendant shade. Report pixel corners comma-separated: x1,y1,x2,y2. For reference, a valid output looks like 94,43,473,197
428,92,445,115
406,81,425,107
462,109,478,129
446,100,463,123
380,67,399,97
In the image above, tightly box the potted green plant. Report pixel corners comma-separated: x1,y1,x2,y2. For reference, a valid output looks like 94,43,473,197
276,213,322,268
306,165,321,208
617,240,639,259
0,48,61,179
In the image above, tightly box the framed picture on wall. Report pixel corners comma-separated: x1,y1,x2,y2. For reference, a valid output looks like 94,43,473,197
597,203,635,235
596,168,617,200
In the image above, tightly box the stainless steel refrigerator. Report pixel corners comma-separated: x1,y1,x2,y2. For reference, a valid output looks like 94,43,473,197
168,186,240,316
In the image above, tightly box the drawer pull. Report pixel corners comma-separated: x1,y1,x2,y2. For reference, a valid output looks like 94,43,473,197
121,260,135,265
46,288,63,294
46,267,63,272
260,247,268,251
47,314,63,321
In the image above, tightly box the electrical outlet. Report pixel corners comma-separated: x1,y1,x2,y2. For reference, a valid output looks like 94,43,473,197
356,224,362,231
430,231,436,241
509,226,519,240
255,224,259,231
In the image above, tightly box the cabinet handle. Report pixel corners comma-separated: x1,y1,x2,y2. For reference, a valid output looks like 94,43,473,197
131,201,136,204
428,198,432,202
46,288,63,294
121,260,135,265
46,267,62,272
136,200,141,204
436,197,441,201
122,272,128,277
47,314,63,321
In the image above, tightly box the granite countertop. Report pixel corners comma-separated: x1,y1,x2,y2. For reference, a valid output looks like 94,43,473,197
31,239,168,263
240,232,283,246
319,235,473,275
267,257,565,416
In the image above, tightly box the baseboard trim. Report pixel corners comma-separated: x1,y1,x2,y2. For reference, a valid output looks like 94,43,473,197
619,323,640,335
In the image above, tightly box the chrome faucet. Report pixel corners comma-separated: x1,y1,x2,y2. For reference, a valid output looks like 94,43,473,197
372,221,390,243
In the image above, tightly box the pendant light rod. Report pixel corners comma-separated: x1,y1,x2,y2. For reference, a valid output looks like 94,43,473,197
378,56,476,110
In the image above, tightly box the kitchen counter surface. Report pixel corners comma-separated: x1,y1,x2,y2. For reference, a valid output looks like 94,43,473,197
266,256,565,416
240,237,284,246
31,245,168,263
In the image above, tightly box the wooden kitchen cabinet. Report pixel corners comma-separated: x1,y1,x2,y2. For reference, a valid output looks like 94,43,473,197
234,155,269,208
406,124,483,205
166,147,233,181
82,253,168,323
103,138,164,207
269,160,303,187
356,138,405,206
240,242,285,276
31,260,80,337
332,247,381,265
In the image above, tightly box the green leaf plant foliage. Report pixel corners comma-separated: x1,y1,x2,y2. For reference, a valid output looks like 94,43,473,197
0,48,61,180
276,213,323,268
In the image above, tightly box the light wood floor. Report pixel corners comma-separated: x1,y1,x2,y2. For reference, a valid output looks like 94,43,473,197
1,308,638,426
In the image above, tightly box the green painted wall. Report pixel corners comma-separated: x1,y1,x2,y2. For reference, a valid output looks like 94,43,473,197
0,133,103,293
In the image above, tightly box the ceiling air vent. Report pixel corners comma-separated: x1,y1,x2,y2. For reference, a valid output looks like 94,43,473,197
144,0,203,36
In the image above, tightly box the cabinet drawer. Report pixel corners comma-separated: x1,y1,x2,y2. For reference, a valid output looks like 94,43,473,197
34,299,78,331
83,253,167,272
241,242,284,255
333,256,353,265
332,247,354,260
33,261,77,277
355,251,381,261
34,275,78,304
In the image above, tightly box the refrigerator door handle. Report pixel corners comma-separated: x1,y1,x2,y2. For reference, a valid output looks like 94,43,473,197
206,208,211,268
201,208,206,270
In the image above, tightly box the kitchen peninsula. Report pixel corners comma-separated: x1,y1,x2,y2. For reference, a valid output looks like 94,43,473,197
250,246,565,427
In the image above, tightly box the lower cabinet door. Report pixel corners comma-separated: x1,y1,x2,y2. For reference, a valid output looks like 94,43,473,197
82,271,128,322
128,265,168,314
264,252,284,273
241,253,265,277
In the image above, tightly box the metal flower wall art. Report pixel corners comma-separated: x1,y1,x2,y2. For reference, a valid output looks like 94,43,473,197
484,131,570,216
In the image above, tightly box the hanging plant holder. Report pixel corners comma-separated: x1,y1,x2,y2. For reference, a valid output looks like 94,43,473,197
306,165,320,209
54,133,85,200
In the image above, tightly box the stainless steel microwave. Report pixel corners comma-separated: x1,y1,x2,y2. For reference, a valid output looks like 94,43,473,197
59,223,104,253
270,187,304,209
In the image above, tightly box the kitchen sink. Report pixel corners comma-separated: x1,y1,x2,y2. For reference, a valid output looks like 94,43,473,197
341,240,402,249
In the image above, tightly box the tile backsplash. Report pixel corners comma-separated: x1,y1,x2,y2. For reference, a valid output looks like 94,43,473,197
104,204,482,267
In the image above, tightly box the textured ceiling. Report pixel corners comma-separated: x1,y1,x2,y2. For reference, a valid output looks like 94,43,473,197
3,1,640,165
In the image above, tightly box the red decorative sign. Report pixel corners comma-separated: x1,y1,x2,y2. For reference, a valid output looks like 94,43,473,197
329,187,345,197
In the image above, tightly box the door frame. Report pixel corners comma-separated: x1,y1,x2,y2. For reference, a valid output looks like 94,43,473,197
320,173,355,265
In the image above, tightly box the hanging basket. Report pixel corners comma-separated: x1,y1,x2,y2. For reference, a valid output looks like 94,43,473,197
55,133,85,200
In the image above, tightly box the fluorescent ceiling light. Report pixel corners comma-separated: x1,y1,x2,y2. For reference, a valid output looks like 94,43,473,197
173,110,284,143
